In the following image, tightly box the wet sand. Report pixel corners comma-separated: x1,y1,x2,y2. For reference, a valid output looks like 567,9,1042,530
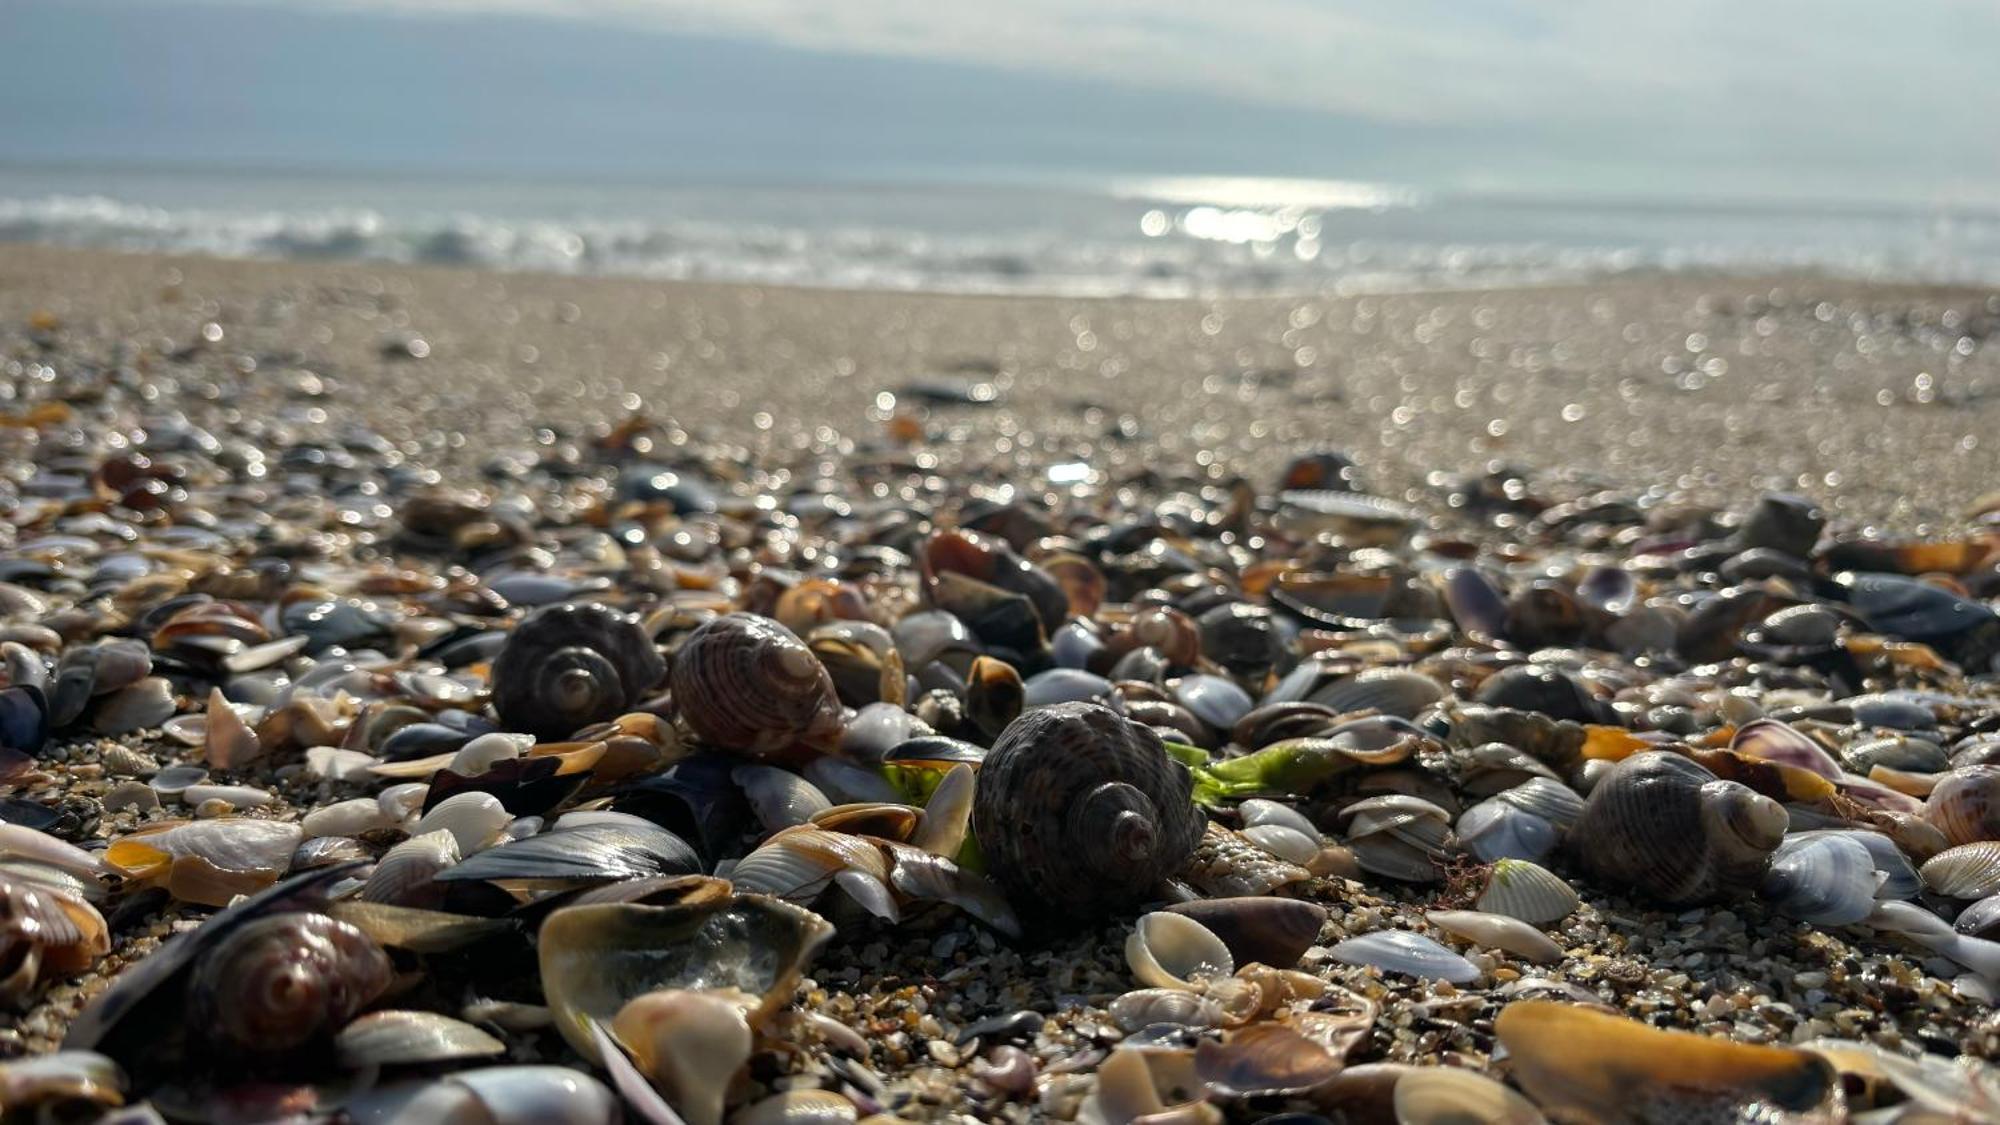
3,246,1995,525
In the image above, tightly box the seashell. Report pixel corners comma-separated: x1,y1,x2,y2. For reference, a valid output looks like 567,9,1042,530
1473,664,1606,724
491,602,666,741
1846,734,1951,776
440,820,701,887
1490,777,1584,829
345,1066,619,1125
1475,859,1579,924
360,830,461,908
1278,490,1416,543
1455,799,1557,864
188,913,393,1053
733,1090,859,1125
1921,841,2000,900
0,875,111,1005
1425,909,1562,964
0,1051,127,1115
91,677,176,735
1801,1036,2000,1117
1307,669,1446,719
1171,675,1255,731
972,703,1204,919
536,894,834,1060
49,639,151,726
913,762,974,858
1238,799,1319,838
609,989,751,1125
1108,988,1228,1033
1392,1066,1548,1125
1957,894,2000,940
1839,571,2000,664
1022,667,1119,709
734,764,833,833
147,764,208,799
1240,824,1320,865
1280,448,1362,491
201,687,264,769
1125,911,1232,990
1927,765,2000,845
1086,1043,1220,1125
1193,1022,1343,1097
449,731,534,776
1495,1000,1834,1121
0,685,50,757
1788,829,1920,900
293,836,373,871
1160,892,1328,972
965,655,1025,741
1328,931,1479,983
178,783,274,809
1763,833,1880,924
336,1010,506,1067
412,791,512,855
1197,602,1284,679
1570,751,1786,905
0,824,109,882
921,529,1069,648
302,797,396,839
104,818,303,907
670,613,843,759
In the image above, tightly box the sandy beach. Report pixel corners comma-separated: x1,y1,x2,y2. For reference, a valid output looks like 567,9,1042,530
3,246,1994,525
4,246,2000,1120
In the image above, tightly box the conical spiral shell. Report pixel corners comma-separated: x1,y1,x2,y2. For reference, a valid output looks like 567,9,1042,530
971,702,1204,918
669,613,843,759
1570,751,1786,905
492,602,666,741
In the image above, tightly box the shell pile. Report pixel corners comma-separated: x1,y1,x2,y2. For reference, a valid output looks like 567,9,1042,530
2,319,2000,1122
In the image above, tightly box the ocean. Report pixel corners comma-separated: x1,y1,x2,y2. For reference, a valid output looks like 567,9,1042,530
3,164,1996,297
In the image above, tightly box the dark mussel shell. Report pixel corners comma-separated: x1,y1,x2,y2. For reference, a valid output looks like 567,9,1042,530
437,821,701,886
423,755,590,818
491,602,666,741
0,685,50,756
612,754,755,863
1838,572,2000,667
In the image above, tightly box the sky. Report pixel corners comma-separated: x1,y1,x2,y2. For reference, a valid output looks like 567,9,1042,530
5,0,1999,205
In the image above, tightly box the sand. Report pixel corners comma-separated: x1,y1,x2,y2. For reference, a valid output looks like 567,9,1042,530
3,246,1995,525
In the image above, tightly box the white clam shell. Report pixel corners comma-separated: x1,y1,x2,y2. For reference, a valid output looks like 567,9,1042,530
1328,930,1479,983
303,797,397,839
361,830,460,905
1475,859,1579,925
448,732,533,776
1456,799,1558,864
1763,833,1879,925
1393,1065,1549,1124
1426,910,1563,965
1240,824,1321,865
1125,912,1233,991
1493,777,1585,830
1239,799,1319,838
1921,841,2000,901
414,792,513,855
734,764,833,832
914,762,974,859
1108,988,1228,1033
378,783,431,823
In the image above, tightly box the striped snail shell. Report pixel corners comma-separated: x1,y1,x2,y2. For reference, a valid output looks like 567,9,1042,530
188,913,393,1054
670,613,844,759
1570,751,1787,906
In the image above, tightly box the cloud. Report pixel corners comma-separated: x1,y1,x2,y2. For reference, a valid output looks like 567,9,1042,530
234,0,1999,140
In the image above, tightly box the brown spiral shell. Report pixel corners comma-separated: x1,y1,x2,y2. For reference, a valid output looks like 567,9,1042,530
1570,751,1787,905
972,701,1205,918
492,602,667,741
669,613,844,759
1927,766,2000,846
188,913,393,1053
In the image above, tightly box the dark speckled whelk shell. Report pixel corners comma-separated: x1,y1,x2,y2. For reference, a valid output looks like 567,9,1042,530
491,602,665,741
669,613,844,759
1570,751,1787,906
971,702,1204,919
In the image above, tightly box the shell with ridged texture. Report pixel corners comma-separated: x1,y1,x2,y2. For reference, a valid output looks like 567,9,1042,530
669,613,844,759
971,702,1204,918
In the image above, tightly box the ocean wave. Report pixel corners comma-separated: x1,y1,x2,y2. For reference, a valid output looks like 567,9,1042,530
1,189,1992,296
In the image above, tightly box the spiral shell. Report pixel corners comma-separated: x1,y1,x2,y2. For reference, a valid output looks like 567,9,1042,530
491,602,666,741
669,614,843,759
0,876,110,1005
1570,751,1787,905
971,702,1204,918
187,913,393,1053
